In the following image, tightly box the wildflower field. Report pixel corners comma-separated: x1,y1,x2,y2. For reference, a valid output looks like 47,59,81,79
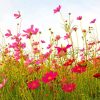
0,4,100,100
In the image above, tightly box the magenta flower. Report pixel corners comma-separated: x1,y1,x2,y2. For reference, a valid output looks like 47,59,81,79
42,71,58,83
5,29,12,37
41,40,46,43
20,43,26,49
27,80,40,90
47,44,52,49
71,65,86,73
23,25,39,38
55,44,72,54
90,19,96,23
53,5,61,14
77,16,82,20
14,52,20,61
14,11,21,19
62,83,76,92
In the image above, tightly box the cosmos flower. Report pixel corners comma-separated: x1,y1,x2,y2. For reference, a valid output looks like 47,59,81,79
55,44,72,54
53,5,61,14
55,35,61,41
14,11,21,19
27,80,40,90
93,73,100,78
42,71,58,83
64,34,70,40
77,16,82,20
41,40,46,43
62,83,76,92
23,25,39,38
5,29,12,37
90,19,96,23
63,59,75,66
47,44,52,49
72,27,77,31
77,60,87,67
71,65,86,73
24,58,33,66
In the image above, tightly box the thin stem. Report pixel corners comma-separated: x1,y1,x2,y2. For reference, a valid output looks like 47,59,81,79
59,12,65,23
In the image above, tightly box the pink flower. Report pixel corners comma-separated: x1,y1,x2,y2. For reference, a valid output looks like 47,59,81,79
62,83,76,92
55,35,61,41
90,19,96,23
55,44,72,54
4,48,9,54
11,33,21,40
60,77,67,84
64,34,70,40
72,27,77,31
77,16,82,20
63,59,75,66
14,11,21,19
24,58,33,66
47,44,52,49
53,5,61,14
97,47,100,51
32,41,39,46
88,42,95,46
0,78,7,89
33,48,40,54
27,80,40,90
66,44,72,49
71,65,86,73
5,29,12,37
21,43,26,49
42,71,58,83
14,52,20,61
41,40,45,43
80,48,85,52
23,25,39,38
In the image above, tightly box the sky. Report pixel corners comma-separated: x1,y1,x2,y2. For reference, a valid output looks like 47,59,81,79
0,0,100,50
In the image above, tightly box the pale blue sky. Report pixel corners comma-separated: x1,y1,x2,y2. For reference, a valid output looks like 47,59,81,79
0,0,100,49
0,0,100,32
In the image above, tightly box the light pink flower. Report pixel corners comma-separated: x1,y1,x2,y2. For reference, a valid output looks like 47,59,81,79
32,41,39,46
64,34,70,40
55,35,61,41
23,25,39,38
41,40,46,43
5,29,12,37
0,78,7,89
24,58,33,66
21,43,26,49
14,11,21,19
